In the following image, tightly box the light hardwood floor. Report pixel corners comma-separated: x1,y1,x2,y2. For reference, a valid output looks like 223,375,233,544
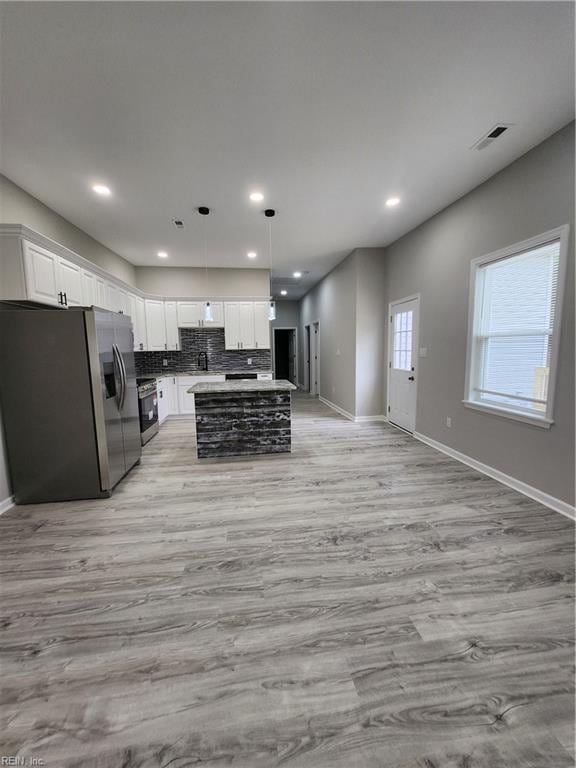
1,393,574,767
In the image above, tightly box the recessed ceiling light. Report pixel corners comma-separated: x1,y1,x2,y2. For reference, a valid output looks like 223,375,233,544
247,251,257,259
92,183,111,197
249,191,264,202
280,290,287,296
385,196,401,208
293,271,302,278
157,251,168,259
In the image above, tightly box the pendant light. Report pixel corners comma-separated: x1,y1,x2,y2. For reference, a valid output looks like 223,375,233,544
198,206,214,323
265,208,276,321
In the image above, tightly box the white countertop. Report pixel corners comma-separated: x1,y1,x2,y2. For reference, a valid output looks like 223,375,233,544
189,380,297,394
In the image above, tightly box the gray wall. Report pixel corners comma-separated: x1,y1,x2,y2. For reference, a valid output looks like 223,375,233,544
299,253,358,414
0,174,136,285
355,249,387,418
383,122,574,505
298,249,387,417
272,300,299,329
134,266,270,298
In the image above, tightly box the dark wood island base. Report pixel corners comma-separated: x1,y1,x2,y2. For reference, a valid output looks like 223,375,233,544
190,380,296,459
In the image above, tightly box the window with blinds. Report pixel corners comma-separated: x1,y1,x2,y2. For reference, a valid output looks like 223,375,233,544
465,228,567,426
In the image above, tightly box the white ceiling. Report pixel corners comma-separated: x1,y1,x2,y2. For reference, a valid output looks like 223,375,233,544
1,3,573,299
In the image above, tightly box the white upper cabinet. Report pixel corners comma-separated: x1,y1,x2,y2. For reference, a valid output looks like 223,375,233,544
106,282,122,313
95,277,108,309
253,301,271,349
238,302,255,348
177,301,203,327
82,270,97,306
204,301,225,327
145,299,167,351
58,257,84,307
177,300,224,328
10,235,272,355
165,301,179,350
22,242,61,306
224,301,267,349
129,295,147,351
224,302,241,349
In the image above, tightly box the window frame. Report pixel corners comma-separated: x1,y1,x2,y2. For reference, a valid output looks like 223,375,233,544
463,225,569,429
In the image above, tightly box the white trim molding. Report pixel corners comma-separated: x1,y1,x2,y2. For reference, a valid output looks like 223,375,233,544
463,224,569,428
414,431,575,521
0,496,14,516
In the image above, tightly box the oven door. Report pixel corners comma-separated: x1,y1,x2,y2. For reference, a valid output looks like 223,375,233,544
139,389,158,434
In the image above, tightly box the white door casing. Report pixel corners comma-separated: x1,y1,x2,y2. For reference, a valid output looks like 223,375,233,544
388,296,420,432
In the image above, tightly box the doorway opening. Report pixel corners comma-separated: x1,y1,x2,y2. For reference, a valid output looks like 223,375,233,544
387,295,420,433
273,327,298,384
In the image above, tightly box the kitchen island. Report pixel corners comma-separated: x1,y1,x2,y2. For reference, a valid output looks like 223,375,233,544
188,379,297,459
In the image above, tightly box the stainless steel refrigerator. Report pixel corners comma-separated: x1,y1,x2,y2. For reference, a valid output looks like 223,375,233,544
0,303,142,504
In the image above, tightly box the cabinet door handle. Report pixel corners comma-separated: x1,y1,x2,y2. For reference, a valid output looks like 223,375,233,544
140,343,144,350
165,343,167,350
58,292,63,305
255,341,258,348
63,292,68,306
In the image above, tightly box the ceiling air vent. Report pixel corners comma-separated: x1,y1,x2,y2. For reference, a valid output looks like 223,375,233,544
172,218,184,229
472,123,513,151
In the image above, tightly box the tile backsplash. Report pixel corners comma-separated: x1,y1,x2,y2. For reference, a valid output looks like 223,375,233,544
134,327,271,376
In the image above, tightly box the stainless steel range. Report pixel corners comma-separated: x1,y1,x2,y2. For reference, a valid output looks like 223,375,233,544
137,378,159,445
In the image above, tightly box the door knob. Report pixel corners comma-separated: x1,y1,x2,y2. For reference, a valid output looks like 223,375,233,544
408,376,415,381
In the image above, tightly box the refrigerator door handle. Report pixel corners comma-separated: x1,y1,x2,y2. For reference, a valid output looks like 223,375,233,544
118,345,127,411
112,343,126,410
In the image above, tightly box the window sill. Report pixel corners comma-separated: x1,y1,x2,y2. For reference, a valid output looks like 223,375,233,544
462,400,553,429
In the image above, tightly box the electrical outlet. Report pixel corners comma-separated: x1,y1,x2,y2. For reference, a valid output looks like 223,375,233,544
247,358,252,365
162,359,168,367
446,416,452,428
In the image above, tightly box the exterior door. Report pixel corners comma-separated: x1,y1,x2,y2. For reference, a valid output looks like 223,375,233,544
388,297,419,432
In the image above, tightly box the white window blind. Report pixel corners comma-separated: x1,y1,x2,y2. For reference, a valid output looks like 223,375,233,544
467,235,563,423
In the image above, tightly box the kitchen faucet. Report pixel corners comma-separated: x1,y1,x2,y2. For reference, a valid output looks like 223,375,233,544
198,351,208,371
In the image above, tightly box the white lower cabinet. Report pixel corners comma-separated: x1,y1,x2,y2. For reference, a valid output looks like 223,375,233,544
177,375,225,416
157,377,177,424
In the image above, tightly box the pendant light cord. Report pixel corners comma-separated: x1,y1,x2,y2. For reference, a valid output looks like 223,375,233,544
203,215,209,296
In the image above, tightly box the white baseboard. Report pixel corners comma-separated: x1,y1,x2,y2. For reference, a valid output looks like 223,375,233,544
414,431,575,522
319,396,355,421
319,397,387,424
355,414,388,423
0,495,14,515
